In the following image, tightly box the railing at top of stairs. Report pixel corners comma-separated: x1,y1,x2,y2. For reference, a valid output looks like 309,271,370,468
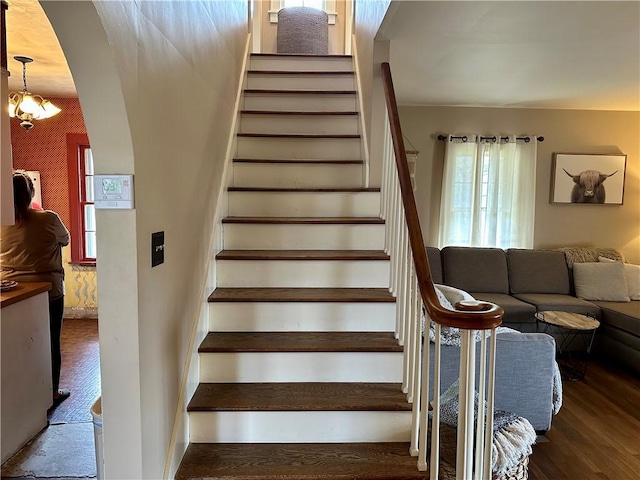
379,62,505,479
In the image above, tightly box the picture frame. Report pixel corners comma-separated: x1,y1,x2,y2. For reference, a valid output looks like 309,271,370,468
551,153,626,205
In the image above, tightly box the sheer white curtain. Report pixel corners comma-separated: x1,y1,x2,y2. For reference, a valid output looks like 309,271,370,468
438,135,537,249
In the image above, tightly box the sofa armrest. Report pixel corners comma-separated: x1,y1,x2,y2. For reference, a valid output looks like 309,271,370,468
428,332,556,432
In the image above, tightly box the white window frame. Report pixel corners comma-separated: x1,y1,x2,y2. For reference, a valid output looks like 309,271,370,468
269,0,337,25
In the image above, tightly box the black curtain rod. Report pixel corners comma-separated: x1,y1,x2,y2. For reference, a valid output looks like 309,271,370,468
437,134,544,143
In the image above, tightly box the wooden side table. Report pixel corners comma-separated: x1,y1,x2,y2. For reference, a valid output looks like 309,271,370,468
535,310,600,380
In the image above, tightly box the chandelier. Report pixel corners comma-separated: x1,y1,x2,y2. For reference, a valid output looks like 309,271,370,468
8,56,61,131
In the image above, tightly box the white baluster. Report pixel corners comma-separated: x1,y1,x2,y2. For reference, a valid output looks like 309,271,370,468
406,267,417,402
457,330,476,480
474,330,487,480
429,324,442,479
411,292,424,457
483,330,497,480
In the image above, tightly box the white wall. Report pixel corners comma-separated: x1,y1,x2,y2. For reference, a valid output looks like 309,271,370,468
353,0,391,186
398,106,640,264
42,1,249,478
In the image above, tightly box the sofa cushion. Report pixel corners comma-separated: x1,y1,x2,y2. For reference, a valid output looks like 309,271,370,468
594,301,640,337
513,293,600,318
471,292,537,324
573,262,630,302
599,257,640,301
442,247,509,294
507,249,570,294
426,247,443,284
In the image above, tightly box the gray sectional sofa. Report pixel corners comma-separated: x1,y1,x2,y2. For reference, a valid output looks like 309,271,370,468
426,246,640,373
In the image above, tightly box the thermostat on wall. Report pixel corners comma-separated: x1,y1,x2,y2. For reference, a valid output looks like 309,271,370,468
93,175,134,209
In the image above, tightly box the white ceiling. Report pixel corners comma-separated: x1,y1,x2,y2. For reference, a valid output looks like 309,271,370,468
381,1,640,111
5,0,75,97
5,0,640,111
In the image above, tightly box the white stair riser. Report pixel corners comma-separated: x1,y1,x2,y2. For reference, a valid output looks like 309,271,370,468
240,115,359,135
217,259,389,288
223,224,386,250
200,352,402,383
209,302,396,332
189,411,411,443
243,94,357,112
249,56,353,72
247,73,355,90
228,192,380,217
237,137,361,160
233,163,363,188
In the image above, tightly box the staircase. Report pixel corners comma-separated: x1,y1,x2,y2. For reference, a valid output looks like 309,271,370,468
175,54,424,479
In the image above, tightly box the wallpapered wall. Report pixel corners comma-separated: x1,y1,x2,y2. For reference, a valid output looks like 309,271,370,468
10,97,98,317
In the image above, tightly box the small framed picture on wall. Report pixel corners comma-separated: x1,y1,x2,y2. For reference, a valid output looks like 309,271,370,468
551,153,626,205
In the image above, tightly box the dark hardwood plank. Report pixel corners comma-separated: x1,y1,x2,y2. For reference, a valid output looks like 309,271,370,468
528,359,640,479
175,443,426,480
208,288,395,303
215,250,389,261
221,216,384,224
187,382,409,412
198,332,402,353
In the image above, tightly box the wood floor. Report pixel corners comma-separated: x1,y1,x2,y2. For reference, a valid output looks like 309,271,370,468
528,358,640,480
8,318,638,479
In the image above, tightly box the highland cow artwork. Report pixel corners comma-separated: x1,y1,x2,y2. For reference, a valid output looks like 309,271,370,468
552,154,626,205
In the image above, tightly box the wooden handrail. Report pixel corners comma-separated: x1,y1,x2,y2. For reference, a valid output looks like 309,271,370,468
1,1,7,72
380,62,503,330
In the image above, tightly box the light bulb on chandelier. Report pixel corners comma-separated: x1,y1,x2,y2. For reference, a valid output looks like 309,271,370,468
8,56,61,131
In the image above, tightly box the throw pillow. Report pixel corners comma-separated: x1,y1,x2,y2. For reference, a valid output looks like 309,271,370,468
573,262,630,302
598,257,640,301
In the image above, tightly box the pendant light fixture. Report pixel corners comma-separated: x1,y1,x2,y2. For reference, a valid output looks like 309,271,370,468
8,56,61,131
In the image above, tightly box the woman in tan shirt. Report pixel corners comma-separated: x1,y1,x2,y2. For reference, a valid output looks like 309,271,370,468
1,172,71,408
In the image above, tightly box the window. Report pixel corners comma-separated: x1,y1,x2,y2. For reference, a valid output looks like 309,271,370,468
269,0,337,24
438,135,537,249
67,133,96,264
283,0,324,9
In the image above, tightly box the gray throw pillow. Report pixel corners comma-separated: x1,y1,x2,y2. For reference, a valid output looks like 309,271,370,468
573,262,630,302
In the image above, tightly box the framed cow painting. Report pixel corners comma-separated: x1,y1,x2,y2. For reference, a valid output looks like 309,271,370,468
551,153,626,205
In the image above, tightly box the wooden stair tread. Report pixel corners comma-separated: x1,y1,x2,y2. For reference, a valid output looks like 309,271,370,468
237,133,360,139
188,382,409,412
244,89,356,95
233,158,364,164
247,70,355,75
222,216,384,224
250,53,352,58
199,332,401,353
241,110,358,115
216,250,389,260
175,442,426,480
227,187,380,192
208,288,395,303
